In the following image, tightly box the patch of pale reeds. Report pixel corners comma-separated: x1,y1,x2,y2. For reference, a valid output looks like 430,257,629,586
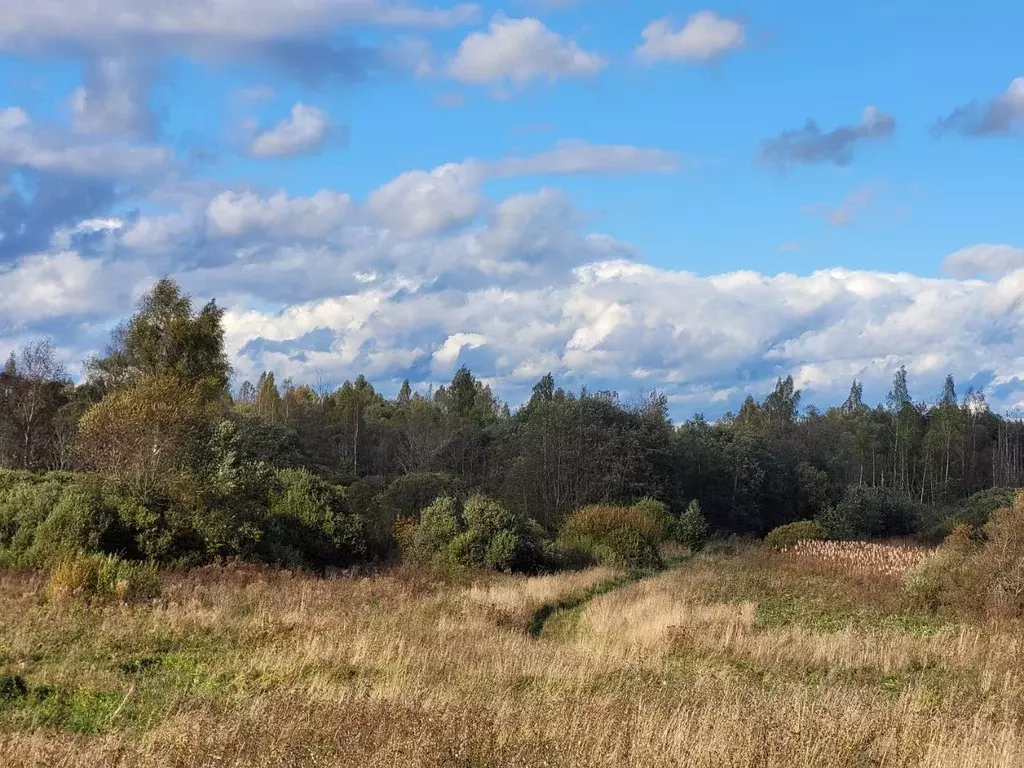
779,539,935,578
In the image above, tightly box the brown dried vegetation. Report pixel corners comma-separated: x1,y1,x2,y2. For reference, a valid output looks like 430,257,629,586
1,552,1022,767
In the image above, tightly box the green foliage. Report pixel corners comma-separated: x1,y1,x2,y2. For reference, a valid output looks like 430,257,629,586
364,473,464,557
85,277,230,394
0,473,68,562
398,494,544,573
763,520,827,551
46,552,161,604
593,526,661,570
904,494,1024,619
556,504,665,569
262,468,365,569
632,498,673,541
818,486,921,540
953,487,1016,529
676,500,710,552
560,504,666,547
24,485,119,567
0,473,139,568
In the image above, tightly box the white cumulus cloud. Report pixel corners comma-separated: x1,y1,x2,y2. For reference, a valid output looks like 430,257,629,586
636,11,746,65
249,103,335,158
449,16,606,87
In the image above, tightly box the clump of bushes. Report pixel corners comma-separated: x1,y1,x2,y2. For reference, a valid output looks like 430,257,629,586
817,486,921,540
919,487,1018,543
763,520,827,551
46,552,161,604
905,491,1024,618
554,502,668,570
631,498,675,542
359,472,465,558
397,494,544,573
261,468,365,569
560,504,666,547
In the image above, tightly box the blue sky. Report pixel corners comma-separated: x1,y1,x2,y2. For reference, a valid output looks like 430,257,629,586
0,0,1022,418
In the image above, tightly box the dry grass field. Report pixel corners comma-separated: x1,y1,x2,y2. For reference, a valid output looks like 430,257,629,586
1,547,1022,767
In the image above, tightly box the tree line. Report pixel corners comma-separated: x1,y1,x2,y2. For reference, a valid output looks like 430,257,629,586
2,277,1023,563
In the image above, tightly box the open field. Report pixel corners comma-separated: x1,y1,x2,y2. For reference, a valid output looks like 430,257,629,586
1,549,1022,767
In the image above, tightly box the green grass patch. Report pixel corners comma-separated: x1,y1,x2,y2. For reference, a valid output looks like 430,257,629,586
754,596,954,635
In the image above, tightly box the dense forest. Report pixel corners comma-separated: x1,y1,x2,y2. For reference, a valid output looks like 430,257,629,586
1,277,1022,570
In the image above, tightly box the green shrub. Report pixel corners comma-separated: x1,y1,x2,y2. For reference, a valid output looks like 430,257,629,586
556,503,670,569
365,473,463,558
542,537,598,571
398,494,544,573
632,498,673,542
953,487,1016,530
763,520,827,551
593,526,661,570
904,493,1024,619
262,468,365,569
25,485,120,567
46,552,161,604
676,499,710,552
560,505,665,547
818,486,921,540
0,476,69,561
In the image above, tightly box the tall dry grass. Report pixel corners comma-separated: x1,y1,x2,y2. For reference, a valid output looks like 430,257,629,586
780,539,935,578
0,554,1021,767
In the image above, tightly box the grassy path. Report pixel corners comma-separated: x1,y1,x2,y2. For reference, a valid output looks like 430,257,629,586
526,557,689,639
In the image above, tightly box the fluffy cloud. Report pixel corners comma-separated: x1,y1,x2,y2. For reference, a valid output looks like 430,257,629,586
934,77,1024,137
0,107,171,177
758,106,895,169
207,189,354,238
448,16,606,87
365,141,678,237
367,162,486,237
635,11,746,64
11,156,1024,417
249,104,337,158
943,244,1024,279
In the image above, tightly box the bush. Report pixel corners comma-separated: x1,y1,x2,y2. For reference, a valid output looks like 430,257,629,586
632,498,673,542
0,475,70,563
398,494,544,573
25,485,122,567
905,493,1024,618
560,505,665,547
676,500,710,552
366,473,464,558
46,552,161,604
817,486,921,540
763,520,827,551
918,487,1018,544
556,504,666,570
542,538,598,571
953,487,1016,530
967,493,1024,616
593,527,661,570
262,468,365,569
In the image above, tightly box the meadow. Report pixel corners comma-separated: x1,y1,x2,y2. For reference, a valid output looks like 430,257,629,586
2,544,1022,767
